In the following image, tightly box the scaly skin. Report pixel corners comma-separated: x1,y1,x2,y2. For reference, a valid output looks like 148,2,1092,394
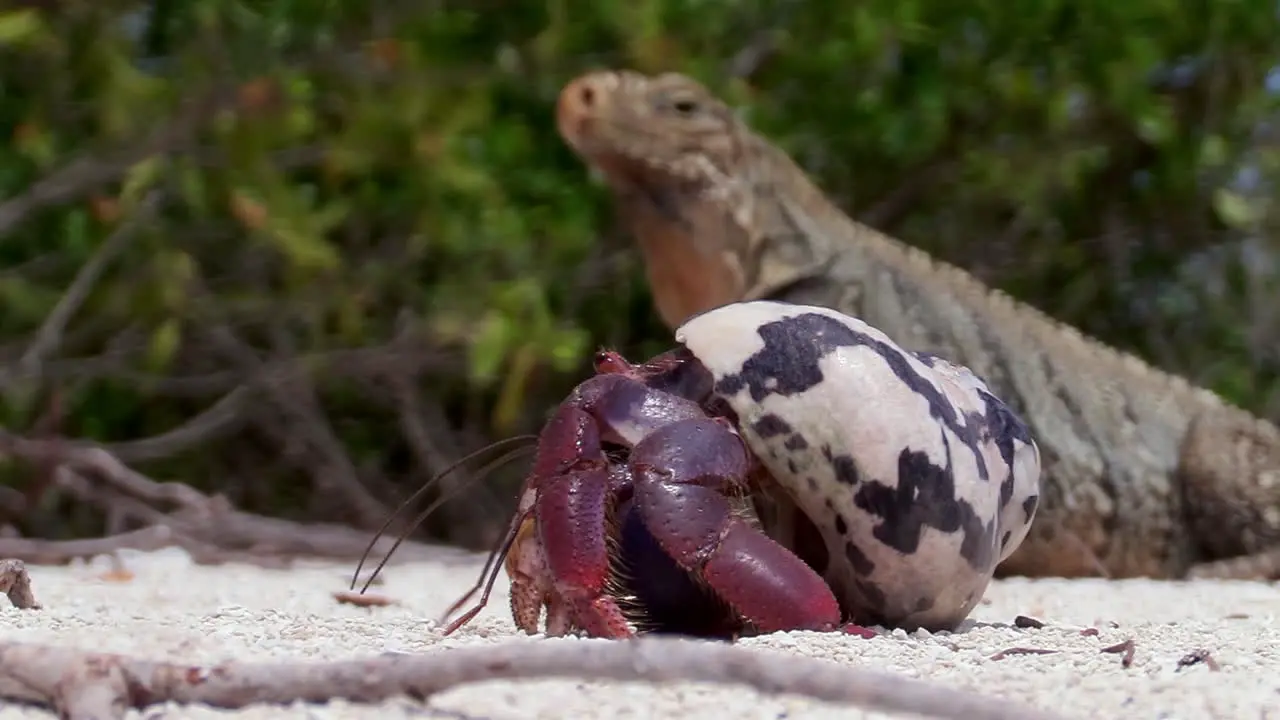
555,69,1280,581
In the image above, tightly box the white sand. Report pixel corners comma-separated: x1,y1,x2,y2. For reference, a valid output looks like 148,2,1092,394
1,546,1278,719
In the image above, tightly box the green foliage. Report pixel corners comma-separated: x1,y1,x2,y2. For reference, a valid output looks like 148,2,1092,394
0,0,1276,543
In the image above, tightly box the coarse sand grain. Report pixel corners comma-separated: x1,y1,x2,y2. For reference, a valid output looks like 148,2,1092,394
1,546,1277,719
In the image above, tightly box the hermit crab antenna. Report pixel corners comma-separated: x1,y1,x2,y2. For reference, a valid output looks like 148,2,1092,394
357,442,536,595
350,434,537,592
438,507,529,634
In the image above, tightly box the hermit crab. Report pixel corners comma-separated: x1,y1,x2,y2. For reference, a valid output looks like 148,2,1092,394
358,300,1042,640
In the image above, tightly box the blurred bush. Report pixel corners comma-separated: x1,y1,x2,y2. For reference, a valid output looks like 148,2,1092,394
0,0,1276,548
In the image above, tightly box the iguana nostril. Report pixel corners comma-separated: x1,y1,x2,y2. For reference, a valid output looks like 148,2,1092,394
579,86,595,107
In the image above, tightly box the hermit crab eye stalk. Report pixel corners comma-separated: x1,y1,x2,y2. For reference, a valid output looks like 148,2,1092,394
593,348,632,374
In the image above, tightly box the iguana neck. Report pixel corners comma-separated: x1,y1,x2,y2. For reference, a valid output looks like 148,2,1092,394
609,181,749,329
616,131,1246,425
606,132,853,328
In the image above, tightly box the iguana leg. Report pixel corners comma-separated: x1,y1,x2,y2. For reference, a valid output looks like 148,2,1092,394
1179,412,1280,580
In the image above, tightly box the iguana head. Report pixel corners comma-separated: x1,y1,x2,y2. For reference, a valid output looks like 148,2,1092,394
557,70,748,194
557,70,758,328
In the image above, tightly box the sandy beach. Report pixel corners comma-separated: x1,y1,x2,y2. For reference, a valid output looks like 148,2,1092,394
1,546,1277,719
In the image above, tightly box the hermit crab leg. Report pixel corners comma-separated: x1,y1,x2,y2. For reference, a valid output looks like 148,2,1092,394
439,507,531,635
526,404,635,638
626,417,844,633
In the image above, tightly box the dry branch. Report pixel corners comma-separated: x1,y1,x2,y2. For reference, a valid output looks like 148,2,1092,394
197,322,392,529
0,525,285,568
0,335,460,398
0,430,461,568
0,637,1063,720
17,191,165,376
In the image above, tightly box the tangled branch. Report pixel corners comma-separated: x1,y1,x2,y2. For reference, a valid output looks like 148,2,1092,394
0,429,458,567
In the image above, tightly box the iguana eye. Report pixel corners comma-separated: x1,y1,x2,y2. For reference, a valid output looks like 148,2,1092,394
672,98,699,114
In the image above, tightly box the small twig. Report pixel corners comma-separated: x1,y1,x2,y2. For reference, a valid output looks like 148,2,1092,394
0,559,40,609
988,647,1058,661
1100,639,1136,668
0,340,461,397
332,590,394,608
106,386,252,463
17,191,164,376
0,637,1064,720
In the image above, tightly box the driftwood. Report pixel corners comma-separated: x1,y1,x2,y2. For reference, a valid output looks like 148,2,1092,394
0,636,1063,720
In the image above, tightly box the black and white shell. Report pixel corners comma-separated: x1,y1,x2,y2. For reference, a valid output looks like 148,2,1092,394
675,300,1042,631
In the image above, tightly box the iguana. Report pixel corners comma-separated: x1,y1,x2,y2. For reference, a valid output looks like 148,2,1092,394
555,69,1280,580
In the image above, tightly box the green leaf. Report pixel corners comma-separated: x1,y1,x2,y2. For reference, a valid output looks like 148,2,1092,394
146,319,183,372
1213,188,1263,229
469,311,513,385
121,156,167,206
12,122,56,167
492,342,536,433
547,327,590,372
152,250,196,311
0,10,41,46
179,162,210,216
269,224,341,271
1199,135,1228,169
